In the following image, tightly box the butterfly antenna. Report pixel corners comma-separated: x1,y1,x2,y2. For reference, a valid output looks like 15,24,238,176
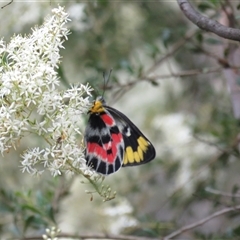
102,68,113,99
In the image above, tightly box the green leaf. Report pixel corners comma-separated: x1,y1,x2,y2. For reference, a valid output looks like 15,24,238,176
119,59,133,74
161,28,171,48
196,32,203,44
0,204,12,213
209,0,222,6
198,2,215,12
24,215,47,232
150,80,159,86
24,215,37,232
46,205,55,223
137,65,143,77
205,37,222,45
233,225,240,236
218,152,229,167
58,65,70,88
97,0,110,7
36,190,46,206
145,43,160,59
186,45,202,54
21,204,42,215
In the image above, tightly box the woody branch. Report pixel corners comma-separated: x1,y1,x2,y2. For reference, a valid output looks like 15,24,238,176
177,0,240,41
20,204,240,240
177,0,240,119
163,204,240,239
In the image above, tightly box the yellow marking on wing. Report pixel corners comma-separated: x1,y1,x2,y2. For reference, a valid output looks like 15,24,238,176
134,151,141,163
90,100,105,113
137,136,149,152
137,146,144,161
126,146,134,163
124,137,150,165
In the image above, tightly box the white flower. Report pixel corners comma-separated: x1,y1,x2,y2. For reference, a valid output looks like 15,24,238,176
32,120,48,135
0,6,93,177
43,226,61,240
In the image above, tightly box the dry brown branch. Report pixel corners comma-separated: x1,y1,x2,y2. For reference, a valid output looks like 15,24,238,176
20,203,240,240
162,136,240,239
177,0,240,41
163,204,240,240
1,0,13,9
144,67,224,81
110,66,240,91
146,30,196,74
205,187,240,198
193,134,230,152
20,233,160,240
221,0,236,27
155,133,240,220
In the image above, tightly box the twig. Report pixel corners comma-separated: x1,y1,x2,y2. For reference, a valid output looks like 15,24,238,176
205,187,240,198
51,176,72,213
20,233,160,240
1,0,13,9
144,66,224,81
221,0,236,28
177,0,240,41
109,63,239,103
163,204,240,240
153,133,240,219
146,30,196,74
109,29,197,102
194,44,230,67
66,160,116,201
20,203,240,240
109,66,233,90
193,134,229,152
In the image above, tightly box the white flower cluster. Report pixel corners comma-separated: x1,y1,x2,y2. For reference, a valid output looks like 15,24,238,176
0,6,93,177
42,226,61,240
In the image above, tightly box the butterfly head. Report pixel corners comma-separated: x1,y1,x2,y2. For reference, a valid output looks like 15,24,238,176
88,96,106,115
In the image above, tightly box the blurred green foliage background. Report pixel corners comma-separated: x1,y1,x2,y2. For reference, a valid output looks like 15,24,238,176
1,0,240,239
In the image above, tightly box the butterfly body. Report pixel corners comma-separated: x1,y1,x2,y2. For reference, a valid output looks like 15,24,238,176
84,96,155,175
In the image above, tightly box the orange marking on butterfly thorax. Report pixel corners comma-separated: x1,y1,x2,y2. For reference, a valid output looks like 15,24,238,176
89,100,105,114
101,113,115,126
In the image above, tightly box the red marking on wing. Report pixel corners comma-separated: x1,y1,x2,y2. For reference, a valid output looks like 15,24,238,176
112,132,122,143
88,142,107,159
101,113,114,126
87,133,123,164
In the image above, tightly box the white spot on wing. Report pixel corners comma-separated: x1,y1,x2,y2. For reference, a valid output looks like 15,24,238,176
125,127,131,137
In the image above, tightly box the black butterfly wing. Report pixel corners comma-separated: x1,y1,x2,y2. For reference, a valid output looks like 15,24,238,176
106,106,156,167
84,112,124,175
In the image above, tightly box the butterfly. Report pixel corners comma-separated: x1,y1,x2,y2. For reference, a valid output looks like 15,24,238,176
84,96,156,175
